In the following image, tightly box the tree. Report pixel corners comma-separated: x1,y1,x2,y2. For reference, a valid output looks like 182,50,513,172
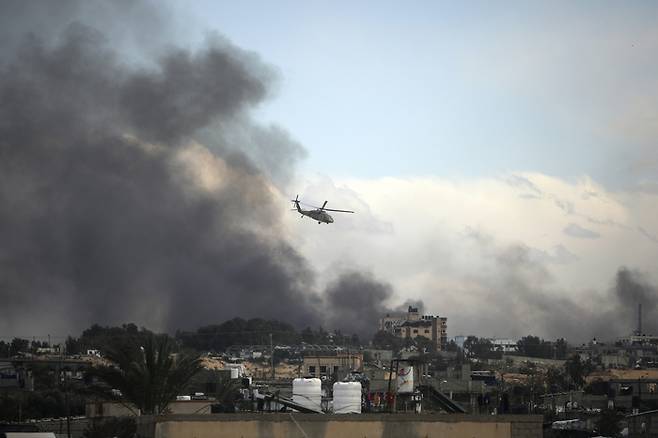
178,318,301,352
463,336,499,360
554,338,568,359
414,335,434,353
517,336,554,358
445,340,460,353
0,341,10,357
65,336,82,355
545,367,568,393
564,354,593,389
78,323,154,355
10,338,29,356
371,330,403,352
91,334,202,415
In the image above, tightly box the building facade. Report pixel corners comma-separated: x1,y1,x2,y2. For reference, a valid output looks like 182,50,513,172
302,352,363,379
380,306,448,351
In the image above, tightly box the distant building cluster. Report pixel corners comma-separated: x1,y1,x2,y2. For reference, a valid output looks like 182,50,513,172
379,306,447,351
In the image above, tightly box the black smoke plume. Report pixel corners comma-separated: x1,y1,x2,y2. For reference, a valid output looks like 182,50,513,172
614,268,658,335
324,271,424,339
0,2,322,336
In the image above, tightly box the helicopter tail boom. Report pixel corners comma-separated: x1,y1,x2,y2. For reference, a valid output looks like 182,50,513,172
291,195,303,213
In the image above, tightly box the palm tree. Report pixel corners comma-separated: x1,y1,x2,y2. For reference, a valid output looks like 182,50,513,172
91,334,202,415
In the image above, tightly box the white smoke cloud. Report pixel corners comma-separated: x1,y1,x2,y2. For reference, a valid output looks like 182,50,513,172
288,171,658,341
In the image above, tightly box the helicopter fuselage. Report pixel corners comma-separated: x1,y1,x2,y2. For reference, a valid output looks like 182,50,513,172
301,209,334,224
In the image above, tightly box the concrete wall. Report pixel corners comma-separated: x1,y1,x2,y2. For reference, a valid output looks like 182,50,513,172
137,413,543,438
86,400,213,418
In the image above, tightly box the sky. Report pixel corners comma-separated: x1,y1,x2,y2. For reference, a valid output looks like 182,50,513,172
2,1,658,342
183,1,658,186
180,2,658,339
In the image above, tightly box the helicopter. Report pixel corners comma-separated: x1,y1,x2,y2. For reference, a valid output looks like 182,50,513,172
291,195,354,224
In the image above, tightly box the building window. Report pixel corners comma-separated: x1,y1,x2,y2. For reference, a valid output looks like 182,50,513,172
424,329,430,334
308,366,316,375
413,329,418,334
319,366,327,375
334,366,339,374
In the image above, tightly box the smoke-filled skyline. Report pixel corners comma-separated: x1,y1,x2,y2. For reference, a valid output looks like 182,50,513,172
0,0,423,341
1,1,658,343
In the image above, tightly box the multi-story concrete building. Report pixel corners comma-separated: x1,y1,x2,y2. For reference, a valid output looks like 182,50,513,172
379,306,448,351
302,351,363,379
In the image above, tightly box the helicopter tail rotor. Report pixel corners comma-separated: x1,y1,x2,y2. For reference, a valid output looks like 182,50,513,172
291,195,302,213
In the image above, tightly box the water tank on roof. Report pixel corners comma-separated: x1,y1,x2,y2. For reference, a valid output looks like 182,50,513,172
333,381,362,414
292,378,322,411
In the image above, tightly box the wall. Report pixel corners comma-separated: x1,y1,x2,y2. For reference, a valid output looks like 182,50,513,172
86,400,214,418
136,413,543,438
302,354,363,378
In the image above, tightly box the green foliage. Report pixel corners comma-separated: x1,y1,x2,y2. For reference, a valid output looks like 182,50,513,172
65,336,83,355
445,340,460,352
177,318,302,352
545,367,568,393
65,323,155,356
413,335,435,353
330,330,360,347
0,341,10,357
554,338,569,359
564,354,594,389
463,336,501,360
0,390,85,421
178,319,363,353
371,330,404,352
9,338,30,356
516,335,556,359
90,334,202,415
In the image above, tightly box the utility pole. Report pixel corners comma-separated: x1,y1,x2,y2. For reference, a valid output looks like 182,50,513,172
270,333,275,379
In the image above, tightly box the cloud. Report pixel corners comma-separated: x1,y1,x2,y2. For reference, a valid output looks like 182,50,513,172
564,223,601,239
290,172,658,341
638,226,658,244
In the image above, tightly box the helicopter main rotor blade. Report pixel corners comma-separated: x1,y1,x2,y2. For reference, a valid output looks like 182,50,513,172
323,208,354,213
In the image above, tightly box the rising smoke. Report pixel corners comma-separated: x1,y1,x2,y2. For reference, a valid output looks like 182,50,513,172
0,0,404,339
614,268,658,335
3,2,654,343
0,1,328,336
455,230,658,341
324,271,424,339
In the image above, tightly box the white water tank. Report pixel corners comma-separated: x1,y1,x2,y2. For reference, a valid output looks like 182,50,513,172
225,363,243,379
293,378,322,411
333,381,362,414
396,365,414,394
